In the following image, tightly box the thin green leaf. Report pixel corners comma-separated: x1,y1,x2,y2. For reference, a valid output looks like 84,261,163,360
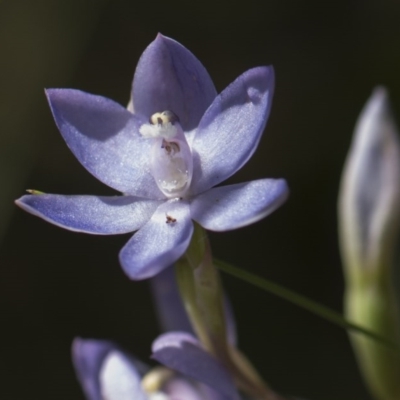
215,258,399,350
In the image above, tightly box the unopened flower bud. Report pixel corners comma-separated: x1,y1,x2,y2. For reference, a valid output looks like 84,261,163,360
339,88,400,279
339,87,400,400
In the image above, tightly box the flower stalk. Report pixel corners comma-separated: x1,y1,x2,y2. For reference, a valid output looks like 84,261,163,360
344,280,400,400
176,223,281,400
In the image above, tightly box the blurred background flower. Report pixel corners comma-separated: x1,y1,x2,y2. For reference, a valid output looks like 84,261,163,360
339,88,400,400
2,0,400,399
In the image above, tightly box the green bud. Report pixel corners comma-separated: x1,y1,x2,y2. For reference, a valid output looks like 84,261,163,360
339,87,400,400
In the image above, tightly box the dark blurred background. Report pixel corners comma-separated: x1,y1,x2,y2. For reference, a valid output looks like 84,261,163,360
2,0,400,398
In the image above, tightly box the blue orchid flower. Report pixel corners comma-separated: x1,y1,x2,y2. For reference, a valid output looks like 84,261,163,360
72,334,241,400
73,268,240,400
16,34,288,280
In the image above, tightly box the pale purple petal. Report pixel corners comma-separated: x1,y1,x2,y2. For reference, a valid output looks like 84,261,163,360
72,338,116,400
15,194,161,234
132,34,217,131
72,338,148,400
191,67,275,194
119,201,193,280
164,377,205,400
151,267,237,346
165,377,227,400
190,179,288,231
46,89,163,198
152,332,239,400
151,266,194,334
99,351,146,400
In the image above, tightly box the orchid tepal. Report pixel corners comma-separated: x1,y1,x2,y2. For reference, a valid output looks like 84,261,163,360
72,336,241,400
339,88,400,400
15,34,288,280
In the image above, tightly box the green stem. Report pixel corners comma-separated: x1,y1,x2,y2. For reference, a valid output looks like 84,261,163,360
176,225,278,399
175,259,213,351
